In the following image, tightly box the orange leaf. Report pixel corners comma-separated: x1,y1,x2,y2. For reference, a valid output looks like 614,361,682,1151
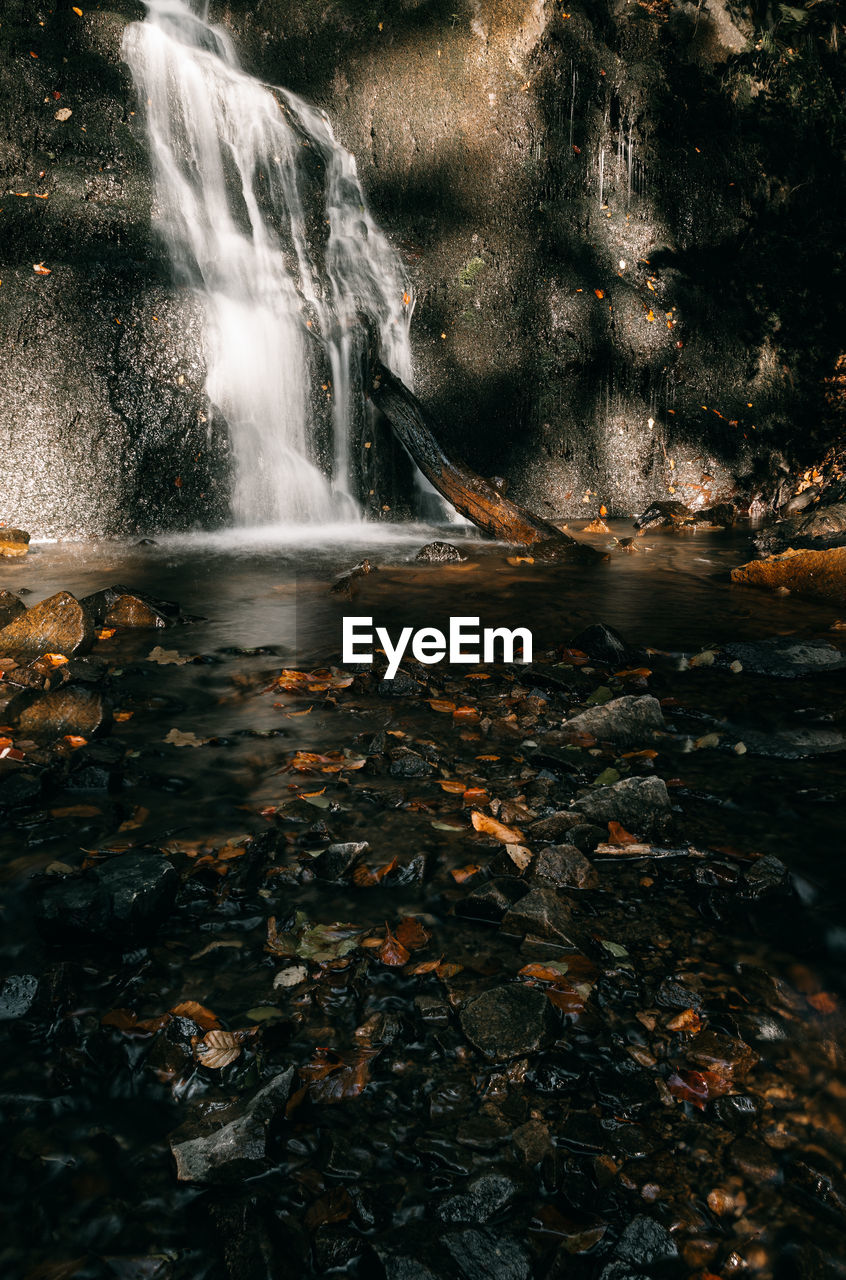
429,699,456,713
808,991,838,1016
462,787,490,806
546,986,587,1015
33,262,51,275
471,810,524,843
352,856,398,887
378,926,410,967
594,288,605,299
452,705,480,722
607,821,639,846
395,917,431,951
451,864,481,883
439,780,466,794
170,1000,221,1029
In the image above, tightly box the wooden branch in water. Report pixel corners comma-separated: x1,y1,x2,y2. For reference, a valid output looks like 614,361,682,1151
367,358,595,556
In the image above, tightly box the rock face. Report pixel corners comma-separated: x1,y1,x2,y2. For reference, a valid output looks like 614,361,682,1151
731,547,846,605
36,853,178,943
561,695,665,747
574,775,672,838
0,592,95,661
0,528,30,557
459,984,553,1061
1,0,841,533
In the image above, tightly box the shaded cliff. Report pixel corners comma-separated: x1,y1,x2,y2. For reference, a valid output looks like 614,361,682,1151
0,0,843,535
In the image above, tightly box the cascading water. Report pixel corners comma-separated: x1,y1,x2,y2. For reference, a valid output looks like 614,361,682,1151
122,0,428,526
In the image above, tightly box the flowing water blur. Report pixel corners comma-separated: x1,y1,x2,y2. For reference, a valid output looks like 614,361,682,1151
122,0,432,523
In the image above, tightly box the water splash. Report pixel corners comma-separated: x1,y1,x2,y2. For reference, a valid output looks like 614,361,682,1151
122,0,423,526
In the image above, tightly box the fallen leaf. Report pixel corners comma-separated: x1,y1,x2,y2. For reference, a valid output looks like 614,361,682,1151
439,780,466,794
506,843,533,870
808,991,837,1016
51,804,100,818
583,518,611,534
352,856,398,887
273,965,308,989
594,288,605,299
148,646,192,665
429,699,456,713
607,821,639,846
378,926,410,967
33,262,51,275
192,1027,255,1069
170,1000,221,1029
471,810,524,843
395,918,431,951
164,728,205,747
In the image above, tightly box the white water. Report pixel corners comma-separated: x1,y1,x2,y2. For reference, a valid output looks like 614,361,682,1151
122,0,428,526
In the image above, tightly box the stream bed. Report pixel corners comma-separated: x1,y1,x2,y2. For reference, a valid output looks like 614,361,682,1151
1,521,845,1280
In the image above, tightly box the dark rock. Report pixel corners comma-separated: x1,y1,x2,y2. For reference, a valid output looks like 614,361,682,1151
570,622,632,667
330,558,374,596
443,1228,531,1280
459,984,553,1060
573,776,671,838
312,841,369,881
36,852,178,943
0,591,95,661
712,1094,760,1133
389,747,435,778
170,1068,294,1183
567,823,606,853
695,502,736,526
0,767,43,810
106,595,169,629
377,669,422,698
613,1215,678,1265
741,853,792,900
533,844,598,889
0,974,38,1021
720,637,846,678
313,1227,364,1272
414,993,451,1026
369,1242,441,1280
455,877,529,923
656,978,703,1011
633,500,693,530
529,811,581,841
9,687,108,740
436,1173,517,1223
0,590,26,628
738,726,846,759
502,886,575,943
415,541,466,563
561,695,665,747
525,1051,584,1094
0,528,30,557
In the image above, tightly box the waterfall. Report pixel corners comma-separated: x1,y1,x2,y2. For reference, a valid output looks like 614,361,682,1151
122,0,420,526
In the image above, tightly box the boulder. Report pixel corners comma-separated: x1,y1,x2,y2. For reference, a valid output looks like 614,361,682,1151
561,695,665,747
501,886,576,943
0,590,25,628
0,528,30,557
459,984,553,1060
415,542,466,563
731,546,846,606
573,775,671,838
9,687,108,740
533,844,598,890
0,591,94,661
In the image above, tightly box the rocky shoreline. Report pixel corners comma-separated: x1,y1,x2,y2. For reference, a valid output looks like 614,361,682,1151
1,548,845,1279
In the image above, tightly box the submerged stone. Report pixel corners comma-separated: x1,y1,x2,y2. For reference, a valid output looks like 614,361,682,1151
719,636,846,677
570,623,632,667
81,584,177,628
731,546,846,606
312,841,369,881
10,687,108,740
459,984,553,1060
0,591,94,662
170,1068,294,1184
533,844,598,889
0,590,26,628
502,886,576,943
0,974,39,1021
443,1228,531,1280
634,500,692,530
36,852,178,943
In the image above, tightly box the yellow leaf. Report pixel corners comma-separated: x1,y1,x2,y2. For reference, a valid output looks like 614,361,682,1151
471,810,524,844
33,262,51,275
73,5,83,13
646,309,655,322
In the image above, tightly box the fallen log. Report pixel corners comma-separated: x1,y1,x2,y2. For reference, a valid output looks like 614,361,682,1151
366,358,597,558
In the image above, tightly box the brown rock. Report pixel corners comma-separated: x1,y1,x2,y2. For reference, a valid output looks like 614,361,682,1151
105,595,168,629
10,687,107,739
0,592,95,661
731,546,846,605
0,590,26,628
0,528,30,558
